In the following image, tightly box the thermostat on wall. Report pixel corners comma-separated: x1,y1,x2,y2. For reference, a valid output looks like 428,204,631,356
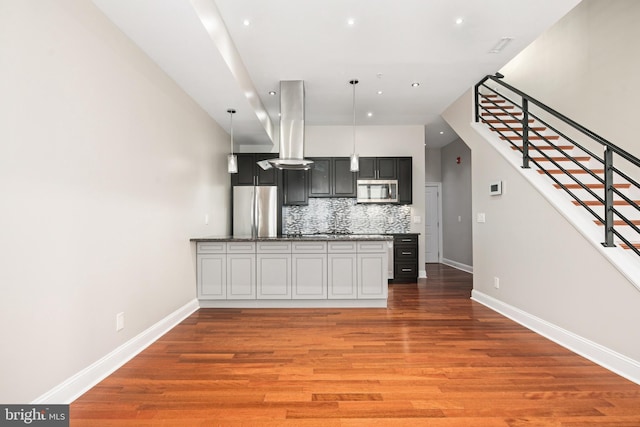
490,180,502,196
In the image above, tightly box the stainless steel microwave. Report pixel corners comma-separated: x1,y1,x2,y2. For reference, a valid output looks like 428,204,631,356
356,179,398,203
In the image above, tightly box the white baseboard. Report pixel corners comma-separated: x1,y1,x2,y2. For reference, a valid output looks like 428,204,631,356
441,258,473,274
32,299,200,404
472,290,640,386
419,269,427,279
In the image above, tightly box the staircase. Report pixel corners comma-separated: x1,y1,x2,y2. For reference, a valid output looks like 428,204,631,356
474,75,640,256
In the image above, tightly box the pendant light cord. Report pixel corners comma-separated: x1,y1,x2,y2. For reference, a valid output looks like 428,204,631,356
227,108,236,154
350,80,358,154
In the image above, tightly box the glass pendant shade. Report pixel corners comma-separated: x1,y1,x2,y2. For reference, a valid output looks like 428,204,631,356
349,79,359,172
227,108,237,174
350,152,359,172
227,154,238,174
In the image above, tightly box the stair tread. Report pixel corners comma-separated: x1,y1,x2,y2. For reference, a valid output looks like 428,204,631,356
531,156,590,162
493,127,546,132
540,169,604,175
482,112,523,116
501,135,560,140
572,200,640,206
620,243,640,249
514,145,574,151
594,219,640,226
554,183,631,189
482,119,533,123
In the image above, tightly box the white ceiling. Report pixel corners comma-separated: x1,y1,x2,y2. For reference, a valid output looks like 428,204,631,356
92,0,581,149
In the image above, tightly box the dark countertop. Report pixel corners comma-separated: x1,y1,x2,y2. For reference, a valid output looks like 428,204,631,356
191,234,395,242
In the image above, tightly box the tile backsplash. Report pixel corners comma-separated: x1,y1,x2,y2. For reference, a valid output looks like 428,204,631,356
283,198,411,235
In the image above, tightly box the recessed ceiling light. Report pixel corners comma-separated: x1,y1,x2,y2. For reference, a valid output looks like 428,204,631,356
455,17,464,25
411,82,420,87
439,131,444,135
243,19,250,26
377,90,383,95
268,91,276,96
367,112,373,117
347,18,355,26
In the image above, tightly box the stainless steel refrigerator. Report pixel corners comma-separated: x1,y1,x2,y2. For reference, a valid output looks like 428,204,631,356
233,186,278,238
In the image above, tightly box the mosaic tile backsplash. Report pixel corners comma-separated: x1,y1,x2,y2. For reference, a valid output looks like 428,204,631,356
283,198,411,235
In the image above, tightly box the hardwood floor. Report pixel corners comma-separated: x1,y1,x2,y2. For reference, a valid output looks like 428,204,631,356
71,264,640,426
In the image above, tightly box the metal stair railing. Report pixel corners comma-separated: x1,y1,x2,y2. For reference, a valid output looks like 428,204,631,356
474,74,640,256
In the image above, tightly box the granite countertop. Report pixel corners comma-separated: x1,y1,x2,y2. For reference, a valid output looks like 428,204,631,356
191,234,395,242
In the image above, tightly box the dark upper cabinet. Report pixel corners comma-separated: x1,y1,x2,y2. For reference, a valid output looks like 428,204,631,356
231,153,278,186
255,153,278,186
283,169,308,205
357,157,376,179
333,158,357,197
377,157,397,179
308,157,356,198
397,157,412,204
358,157,397,180
309,158,332,197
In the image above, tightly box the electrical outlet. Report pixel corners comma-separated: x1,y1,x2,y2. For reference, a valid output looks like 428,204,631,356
477,213,486,223
116,312,125,332
493,277,500,289
204,214,209,225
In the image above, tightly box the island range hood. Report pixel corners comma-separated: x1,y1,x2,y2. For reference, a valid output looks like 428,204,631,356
267,80,313,170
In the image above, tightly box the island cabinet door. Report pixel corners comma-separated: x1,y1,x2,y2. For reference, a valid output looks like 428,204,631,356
227,254,256,299
327,253,357,299
292,253,327,299
357,252,388,299
257,253,292,299
197,254,226,299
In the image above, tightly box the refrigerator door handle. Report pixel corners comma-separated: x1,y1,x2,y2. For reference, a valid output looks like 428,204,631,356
251,188,257,237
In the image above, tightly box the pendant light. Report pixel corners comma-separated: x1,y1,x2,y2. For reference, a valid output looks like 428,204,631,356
349,79,359,172
227,109,238,174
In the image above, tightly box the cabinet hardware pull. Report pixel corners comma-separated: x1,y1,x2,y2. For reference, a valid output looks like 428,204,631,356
402,251,411,255
401,239,411,242
402,268,412,272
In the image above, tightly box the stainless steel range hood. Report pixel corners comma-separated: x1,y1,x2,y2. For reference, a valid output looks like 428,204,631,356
267,80,313,170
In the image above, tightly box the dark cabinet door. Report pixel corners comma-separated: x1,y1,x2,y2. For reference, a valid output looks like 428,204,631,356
357,157,376,179
231,153,278,186
397,157,412,204
377,157,397,179
333,158,357,197
255,153,278,186
309,158,332,197
283,169,308,205
232,154,257,186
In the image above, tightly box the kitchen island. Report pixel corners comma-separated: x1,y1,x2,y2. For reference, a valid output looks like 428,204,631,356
191,235,392,308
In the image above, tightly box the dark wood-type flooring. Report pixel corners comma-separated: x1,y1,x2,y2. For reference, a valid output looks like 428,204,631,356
71,264,640,426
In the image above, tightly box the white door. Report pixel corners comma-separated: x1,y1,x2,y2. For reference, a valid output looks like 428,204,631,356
425,184,441,263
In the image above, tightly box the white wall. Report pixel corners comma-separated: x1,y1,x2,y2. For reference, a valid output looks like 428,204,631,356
499,0,640,159
0,0,229,402
444,88,640,373
306,125,427,275
442,0,640,377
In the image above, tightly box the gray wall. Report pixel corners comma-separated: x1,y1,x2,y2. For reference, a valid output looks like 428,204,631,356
425,148,442,182
441,139,473,268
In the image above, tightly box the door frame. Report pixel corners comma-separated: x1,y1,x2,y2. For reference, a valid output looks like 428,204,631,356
425,182,443,265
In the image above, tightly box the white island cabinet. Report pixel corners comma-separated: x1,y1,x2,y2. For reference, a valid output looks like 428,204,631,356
196,242,226,299
357,241,389,299
194,236,390,308
226,242,256,299
257,241,292,299
327,241,357,299
292,241,327,299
